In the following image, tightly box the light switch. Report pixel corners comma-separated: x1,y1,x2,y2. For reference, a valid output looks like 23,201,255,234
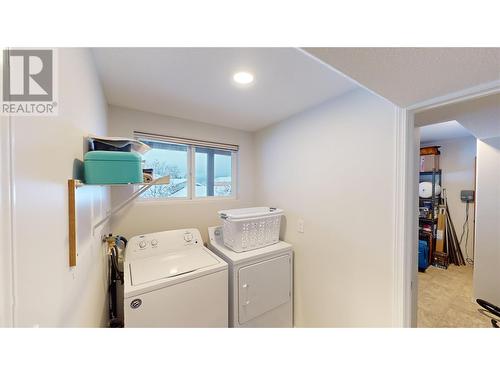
298,219,305,233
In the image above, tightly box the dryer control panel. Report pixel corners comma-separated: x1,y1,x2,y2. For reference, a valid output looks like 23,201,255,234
125,228,203,261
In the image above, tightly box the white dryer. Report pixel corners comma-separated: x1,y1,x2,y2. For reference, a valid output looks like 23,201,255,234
124,229,228,327
207,226,293,328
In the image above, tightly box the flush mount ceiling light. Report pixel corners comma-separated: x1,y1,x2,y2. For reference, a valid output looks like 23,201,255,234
233,71,254,85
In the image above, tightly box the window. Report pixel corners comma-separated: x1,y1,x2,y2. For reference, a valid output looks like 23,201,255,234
140,142,189,199
136,132,237,200
195,147,233,197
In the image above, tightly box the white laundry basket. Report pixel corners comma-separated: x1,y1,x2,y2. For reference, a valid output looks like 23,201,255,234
218,207,284,252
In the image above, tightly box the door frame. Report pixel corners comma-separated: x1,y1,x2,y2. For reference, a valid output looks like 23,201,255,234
394,79,500,327
0,114,15,327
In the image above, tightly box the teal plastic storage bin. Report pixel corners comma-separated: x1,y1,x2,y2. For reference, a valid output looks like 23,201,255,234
84,151,143,184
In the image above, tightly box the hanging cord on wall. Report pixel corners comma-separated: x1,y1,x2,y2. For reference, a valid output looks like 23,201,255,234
459,201,474,265
106,234,127,327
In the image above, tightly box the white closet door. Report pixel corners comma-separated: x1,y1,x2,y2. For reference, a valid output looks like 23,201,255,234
238,255,291,324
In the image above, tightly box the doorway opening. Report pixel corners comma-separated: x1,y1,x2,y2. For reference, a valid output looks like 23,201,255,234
400,88,500,328
416,120,486,327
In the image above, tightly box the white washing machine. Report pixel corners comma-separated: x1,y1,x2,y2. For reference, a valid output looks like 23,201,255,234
124,228,228,327
207,226,293,328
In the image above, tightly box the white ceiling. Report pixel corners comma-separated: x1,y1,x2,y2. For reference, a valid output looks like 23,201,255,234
304,48,500,107
419,120,474,144
92,48,358,131
415,93,500,140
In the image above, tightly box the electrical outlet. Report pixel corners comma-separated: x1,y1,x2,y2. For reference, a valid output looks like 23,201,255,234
298,219,305,233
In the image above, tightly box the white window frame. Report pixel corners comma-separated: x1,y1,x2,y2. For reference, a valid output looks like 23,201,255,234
135,132,238,202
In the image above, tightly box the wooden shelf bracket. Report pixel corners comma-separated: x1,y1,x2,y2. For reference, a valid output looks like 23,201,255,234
68,179,77,267
67,176,170,267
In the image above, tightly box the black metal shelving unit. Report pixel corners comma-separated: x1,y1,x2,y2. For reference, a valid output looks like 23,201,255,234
419,169,442,266
419,169,442,234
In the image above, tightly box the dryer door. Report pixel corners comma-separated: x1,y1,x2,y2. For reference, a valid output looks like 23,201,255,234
238,254,291,325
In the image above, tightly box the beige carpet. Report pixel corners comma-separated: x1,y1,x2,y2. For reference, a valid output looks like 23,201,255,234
417,264,492,328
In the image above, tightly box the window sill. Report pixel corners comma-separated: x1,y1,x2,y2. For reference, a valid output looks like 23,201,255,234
135,196,238,206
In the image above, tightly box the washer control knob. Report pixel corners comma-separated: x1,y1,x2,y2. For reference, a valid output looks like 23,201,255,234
184,232,193,242
151,239,158,246
139,240,147,249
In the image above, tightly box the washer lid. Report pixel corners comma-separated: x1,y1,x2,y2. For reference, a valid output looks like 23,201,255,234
130,247,219,286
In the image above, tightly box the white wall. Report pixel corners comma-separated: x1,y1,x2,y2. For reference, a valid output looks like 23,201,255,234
421,137,477,260
8,48,110,327
108,106,255,243
474,137,500,305
254,89,397,327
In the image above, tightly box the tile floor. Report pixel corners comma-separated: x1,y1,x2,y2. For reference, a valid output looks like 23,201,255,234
417,264,492,328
